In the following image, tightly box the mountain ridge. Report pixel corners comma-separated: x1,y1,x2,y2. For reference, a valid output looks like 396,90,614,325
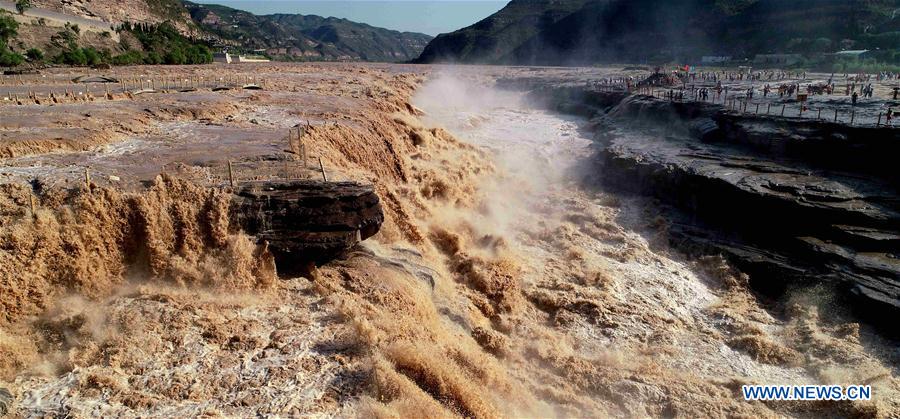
184,1,432,62
4,0,432,64
415,0,900,66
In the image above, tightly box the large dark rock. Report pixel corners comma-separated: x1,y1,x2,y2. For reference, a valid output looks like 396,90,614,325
230,180,384,273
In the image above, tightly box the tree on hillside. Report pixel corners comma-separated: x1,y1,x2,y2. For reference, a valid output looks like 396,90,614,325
0,11,25,67
15,0,33,15
0,11,23,66
0,11,18,42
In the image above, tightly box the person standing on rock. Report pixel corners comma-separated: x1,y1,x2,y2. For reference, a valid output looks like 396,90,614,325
852,91,859,106
887,108,894,126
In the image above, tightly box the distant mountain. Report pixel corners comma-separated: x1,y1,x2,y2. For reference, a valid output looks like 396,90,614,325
183,2,432,62
20,0,431,63
415,0,900,65
415,0,591,64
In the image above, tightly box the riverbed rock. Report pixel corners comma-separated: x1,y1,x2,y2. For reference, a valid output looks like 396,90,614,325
522,82,900,328
230,180,384,273
0,387,12,416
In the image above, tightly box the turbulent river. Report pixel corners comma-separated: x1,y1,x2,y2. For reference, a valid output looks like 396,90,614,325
3,66,896,417
407,73,899,416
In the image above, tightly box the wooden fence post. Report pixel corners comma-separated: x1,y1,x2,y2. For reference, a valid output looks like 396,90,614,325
318,157,328,182
84,167,91,193
228,161,235,187
301,143,308,170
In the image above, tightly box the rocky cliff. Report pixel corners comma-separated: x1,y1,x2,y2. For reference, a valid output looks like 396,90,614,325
512,80,900,331
31,0,196,33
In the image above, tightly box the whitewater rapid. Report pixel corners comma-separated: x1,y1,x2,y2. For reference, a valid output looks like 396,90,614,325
407,74,899,416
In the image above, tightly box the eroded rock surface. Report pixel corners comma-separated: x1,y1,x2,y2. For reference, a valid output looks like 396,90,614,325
0,387,11,416
230,180,384,271
524,83,900,325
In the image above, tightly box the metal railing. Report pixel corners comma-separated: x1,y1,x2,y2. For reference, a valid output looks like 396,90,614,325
597,84,898,128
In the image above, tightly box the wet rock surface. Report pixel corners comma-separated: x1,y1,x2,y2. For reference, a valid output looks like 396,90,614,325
230,180,384,272
0,387,11,416
526,83,900,327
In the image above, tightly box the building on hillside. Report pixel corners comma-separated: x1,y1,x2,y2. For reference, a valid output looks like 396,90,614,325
701,56,732,65
236,55,271,63
213,52,232,64
753,54,803,66
831,50,872,59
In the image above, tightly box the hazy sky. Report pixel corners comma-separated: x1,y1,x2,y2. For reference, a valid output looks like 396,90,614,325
197,1,508,36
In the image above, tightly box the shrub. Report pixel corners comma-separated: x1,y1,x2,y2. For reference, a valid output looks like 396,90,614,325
0,46,24,66
50,28,78,49
111,50,143,65
52,47,105,66
121,21,213,65
15,0,32,15
53,47,87,65
82,47,101,66
144,51,162,64
0,11,18,43
25,47,41,60
164,47,186,64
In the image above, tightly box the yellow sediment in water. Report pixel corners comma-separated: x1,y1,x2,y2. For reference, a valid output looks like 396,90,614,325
0,66,897,417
